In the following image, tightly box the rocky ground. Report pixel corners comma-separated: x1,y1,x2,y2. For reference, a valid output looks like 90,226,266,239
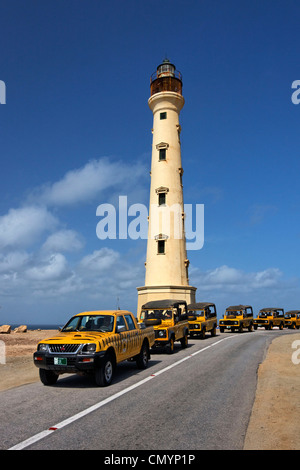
0,329,299,450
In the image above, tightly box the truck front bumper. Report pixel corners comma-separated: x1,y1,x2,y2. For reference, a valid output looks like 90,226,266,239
253,320,269,327
33,351,106,373
219,321,240,329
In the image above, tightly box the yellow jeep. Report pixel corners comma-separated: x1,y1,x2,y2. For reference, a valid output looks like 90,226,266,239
34,310,155,386
139,299,189,354
219,305,254,333
187,302,217,339
253,308,285,330
284,310,300,329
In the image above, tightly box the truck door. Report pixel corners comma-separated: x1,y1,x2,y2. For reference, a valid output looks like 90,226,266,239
116,314,129,361
124,314,140,356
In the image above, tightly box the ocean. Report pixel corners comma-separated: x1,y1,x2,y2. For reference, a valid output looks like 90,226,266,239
10,324,61,330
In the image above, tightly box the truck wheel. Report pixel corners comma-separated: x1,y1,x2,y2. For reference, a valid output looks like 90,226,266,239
167,337,174,354
248,323,253,332
39,369,58,386
180,334,188,349
136,342,149,369
201,328,206,339
211,326,217,337
279,322,283,330
95,354,114,386
220,327,224,333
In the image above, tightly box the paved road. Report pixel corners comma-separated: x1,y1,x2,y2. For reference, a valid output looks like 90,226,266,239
1,329,298,451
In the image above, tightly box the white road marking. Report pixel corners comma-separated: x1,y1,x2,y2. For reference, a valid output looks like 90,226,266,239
9,335,235,450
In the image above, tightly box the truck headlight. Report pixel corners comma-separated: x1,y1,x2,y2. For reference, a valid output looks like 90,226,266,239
38,343,48,352
158,330,167,338
82,343,96,353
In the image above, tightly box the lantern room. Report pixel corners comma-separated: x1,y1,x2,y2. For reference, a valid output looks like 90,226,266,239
150,58,182,96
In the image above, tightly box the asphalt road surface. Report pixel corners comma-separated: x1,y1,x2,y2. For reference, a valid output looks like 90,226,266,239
1,329,298,451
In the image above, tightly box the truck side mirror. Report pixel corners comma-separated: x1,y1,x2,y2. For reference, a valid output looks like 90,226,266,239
117,325,126,333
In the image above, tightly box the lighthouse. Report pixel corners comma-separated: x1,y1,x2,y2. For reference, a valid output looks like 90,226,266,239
137,59,196,314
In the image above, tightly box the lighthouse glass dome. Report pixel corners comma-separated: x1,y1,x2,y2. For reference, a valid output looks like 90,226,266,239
157,60,175,77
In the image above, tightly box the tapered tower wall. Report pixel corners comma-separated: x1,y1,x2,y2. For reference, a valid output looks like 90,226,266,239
137,60,196,315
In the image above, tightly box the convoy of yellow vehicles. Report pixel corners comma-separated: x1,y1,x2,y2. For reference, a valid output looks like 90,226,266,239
34,299,299,387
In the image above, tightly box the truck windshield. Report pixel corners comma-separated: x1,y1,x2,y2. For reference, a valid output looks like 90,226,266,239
141,309,173,321
61,315,114,333
189,310,205,317
226,311,242,316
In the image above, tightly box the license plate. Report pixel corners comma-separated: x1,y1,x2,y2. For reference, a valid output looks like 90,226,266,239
54,357,67,365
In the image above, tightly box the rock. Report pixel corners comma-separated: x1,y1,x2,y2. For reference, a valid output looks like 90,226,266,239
14,325,27,333
0,325,11,334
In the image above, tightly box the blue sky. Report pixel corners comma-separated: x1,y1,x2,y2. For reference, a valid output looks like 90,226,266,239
0,0,300,324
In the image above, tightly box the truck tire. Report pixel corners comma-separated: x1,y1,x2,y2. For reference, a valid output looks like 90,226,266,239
39,368,58,386
167,337,174,354
136,342,149,369
180,334,188,348
95,353,114,386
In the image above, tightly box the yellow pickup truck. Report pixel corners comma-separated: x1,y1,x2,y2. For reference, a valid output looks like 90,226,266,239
33,310,155,386
253,308,285,330
285,310,300,329
139,299,189,354
187,302,217,339
219,305,254,333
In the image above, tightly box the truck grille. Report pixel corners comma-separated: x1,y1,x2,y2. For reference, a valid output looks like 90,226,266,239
48,344,80,353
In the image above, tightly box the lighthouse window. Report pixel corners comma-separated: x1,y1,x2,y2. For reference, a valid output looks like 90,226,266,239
157,240,165,254
158,193,166,206
160,112,167,120
159,148,166,161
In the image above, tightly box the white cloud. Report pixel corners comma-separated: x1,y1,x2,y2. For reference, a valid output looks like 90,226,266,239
0,206,58,249
189,264,283,292
79,248,120,272
42,230,84,252
37,157,146,206
25,253,70,282
0,251,30,273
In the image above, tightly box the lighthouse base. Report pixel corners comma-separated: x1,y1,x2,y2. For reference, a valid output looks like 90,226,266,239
137,285,197,317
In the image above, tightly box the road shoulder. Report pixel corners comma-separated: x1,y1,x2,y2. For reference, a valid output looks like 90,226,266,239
244,332,300,450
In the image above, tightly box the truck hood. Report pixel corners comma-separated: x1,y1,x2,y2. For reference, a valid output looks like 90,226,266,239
38,331,111,344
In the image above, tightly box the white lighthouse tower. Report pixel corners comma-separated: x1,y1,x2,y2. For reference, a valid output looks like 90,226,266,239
137,59,196,314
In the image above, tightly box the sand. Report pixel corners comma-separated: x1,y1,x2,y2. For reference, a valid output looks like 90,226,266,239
0,329,299,450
